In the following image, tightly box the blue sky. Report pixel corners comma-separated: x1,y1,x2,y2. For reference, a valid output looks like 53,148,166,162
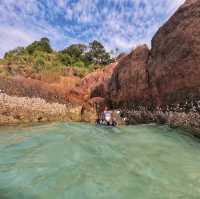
0,0,185,57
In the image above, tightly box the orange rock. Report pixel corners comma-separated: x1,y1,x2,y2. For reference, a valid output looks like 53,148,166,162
108,45,150,108
149,0,200,106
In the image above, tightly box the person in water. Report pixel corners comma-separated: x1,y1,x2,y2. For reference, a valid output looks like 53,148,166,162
103,107,112,125
96,107,117,126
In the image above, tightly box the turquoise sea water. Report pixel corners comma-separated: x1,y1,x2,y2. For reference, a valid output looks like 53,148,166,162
0,123,200,199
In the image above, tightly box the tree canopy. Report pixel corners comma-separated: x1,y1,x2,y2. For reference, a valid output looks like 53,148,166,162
58,40,113,67
85,40,113,65
26,37,53,54
61,44,87,58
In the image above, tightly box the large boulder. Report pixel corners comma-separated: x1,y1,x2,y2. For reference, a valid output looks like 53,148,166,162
148,0,200,106
108,45,151,108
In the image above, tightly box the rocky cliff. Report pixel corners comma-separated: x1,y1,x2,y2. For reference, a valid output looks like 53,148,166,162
99,0,200,134
108,45,150,108
80,62,118,99
107,0,200,110
149,0,200,106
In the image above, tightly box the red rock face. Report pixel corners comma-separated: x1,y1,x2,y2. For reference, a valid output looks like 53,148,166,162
79,62,118,99
106,0,200,108
108,45,151,108
0,76,66,104
0,75,84,105
148,0,200,106
184,0,199,7
0,62,117,107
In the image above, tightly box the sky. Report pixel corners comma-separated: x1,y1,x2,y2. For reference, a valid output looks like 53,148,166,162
0,0,185,57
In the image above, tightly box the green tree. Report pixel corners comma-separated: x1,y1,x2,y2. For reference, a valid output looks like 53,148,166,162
26,37,53,54
61,44,86,59
85,40,112,65
41,37,50,43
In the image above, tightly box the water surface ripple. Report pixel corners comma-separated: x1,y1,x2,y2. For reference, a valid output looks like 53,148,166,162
0,123,200,199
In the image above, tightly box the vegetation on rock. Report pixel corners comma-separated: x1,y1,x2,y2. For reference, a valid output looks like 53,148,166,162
1,38,113,81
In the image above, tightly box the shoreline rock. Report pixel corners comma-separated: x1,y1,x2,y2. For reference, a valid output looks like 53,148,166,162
120,108,200,137
0,93,82,125
1,91,200,138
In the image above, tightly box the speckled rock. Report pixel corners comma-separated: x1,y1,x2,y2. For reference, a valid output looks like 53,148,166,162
149,0,200,106
0,93,82,125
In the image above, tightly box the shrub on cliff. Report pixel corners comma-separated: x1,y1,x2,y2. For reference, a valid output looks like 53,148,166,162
4,47,26,59
0,67,6,76
33,56,45,72
57,53,72,66
74,60,85,68
26,38,53,55
73,67,90,78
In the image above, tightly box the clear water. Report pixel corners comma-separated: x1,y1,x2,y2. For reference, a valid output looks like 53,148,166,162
0,123,200,199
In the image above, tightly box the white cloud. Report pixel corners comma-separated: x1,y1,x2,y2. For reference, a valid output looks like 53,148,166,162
0,26,38,57
0,0,185,57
